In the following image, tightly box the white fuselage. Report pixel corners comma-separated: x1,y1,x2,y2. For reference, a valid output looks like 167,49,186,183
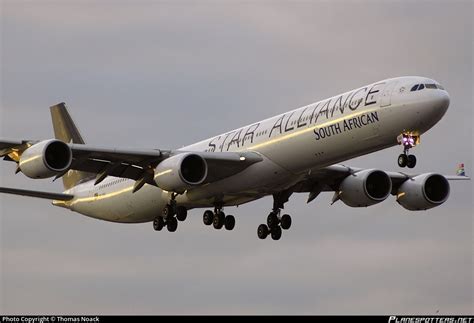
56,76,450,223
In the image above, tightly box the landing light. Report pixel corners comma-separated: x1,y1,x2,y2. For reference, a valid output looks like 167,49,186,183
240,157,246,161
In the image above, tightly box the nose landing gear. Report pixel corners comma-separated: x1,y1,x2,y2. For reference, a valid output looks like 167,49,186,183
397,132,419,169
398,153,417,168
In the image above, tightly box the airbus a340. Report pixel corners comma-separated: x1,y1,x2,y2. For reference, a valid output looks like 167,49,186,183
0,76,469,240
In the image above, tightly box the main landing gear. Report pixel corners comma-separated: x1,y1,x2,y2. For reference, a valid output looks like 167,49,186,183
203,207,236,231
397,132,419,169
257,191,292,241
153,193,188,233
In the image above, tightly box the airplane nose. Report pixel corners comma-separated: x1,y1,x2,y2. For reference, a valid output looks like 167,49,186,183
414,86,451,132
421,88,450,128
434,89,450,115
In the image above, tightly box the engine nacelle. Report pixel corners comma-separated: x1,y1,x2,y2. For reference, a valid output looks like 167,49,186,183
397,173,450,211
339,169,392,207
154,153,208,193
19,139,72,179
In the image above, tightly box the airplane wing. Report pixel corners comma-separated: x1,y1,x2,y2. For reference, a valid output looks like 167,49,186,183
0,139,263,188
1,139,165,179
0,139,25,150
443,176,471,181
67,145,263,182
292,164,470,203
62,144,167,182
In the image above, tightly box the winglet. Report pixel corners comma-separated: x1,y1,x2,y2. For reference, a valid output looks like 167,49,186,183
446,163,470,181
456,163,466,177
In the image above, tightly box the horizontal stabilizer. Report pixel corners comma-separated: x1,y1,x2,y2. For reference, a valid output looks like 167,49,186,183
0,187,74,201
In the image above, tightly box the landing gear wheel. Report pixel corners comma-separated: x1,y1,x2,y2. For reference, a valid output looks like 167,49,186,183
267,212,279,229
280,214,292,230
398,154,408,168
224,215,235,231
203,210,214,226
176,206,187,221
257,224,269,239
167,217,178,232
271,226,282,241
213,211,225,229
162,205,174,218
407,155,417,168
153,217,164,231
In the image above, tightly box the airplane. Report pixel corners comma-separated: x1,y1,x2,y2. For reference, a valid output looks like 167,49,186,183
0,76,470,240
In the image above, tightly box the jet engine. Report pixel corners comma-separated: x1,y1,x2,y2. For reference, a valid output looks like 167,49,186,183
397,173,450,210
19,139,72,179
339,169,392,207
154,153,208,193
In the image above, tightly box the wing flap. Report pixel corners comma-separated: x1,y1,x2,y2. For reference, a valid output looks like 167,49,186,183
71,159,146,181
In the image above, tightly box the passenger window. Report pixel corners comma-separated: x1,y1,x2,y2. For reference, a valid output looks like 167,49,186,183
411,84,419,91
418,84,425,90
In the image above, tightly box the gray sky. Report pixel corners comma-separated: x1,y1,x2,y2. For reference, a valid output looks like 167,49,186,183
1,0,472,315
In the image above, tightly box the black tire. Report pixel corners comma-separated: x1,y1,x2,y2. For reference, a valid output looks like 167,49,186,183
267,212,279,229
176,206,187,221
167,217,178,232
271,226,282,241
280,214,292,230
257,224,269,239
407,155,417,168
162,205,173,218
213,211,225,229
153,217,164,231
203,210,214,226
398,154,408,168
224,215,235,231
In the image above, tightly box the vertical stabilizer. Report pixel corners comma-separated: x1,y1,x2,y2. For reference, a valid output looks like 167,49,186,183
50,102,92,189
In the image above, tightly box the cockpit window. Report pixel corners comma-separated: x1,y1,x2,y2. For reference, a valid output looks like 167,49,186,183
411,83,445,92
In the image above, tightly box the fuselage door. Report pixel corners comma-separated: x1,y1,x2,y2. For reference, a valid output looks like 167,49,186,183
380,81,398,107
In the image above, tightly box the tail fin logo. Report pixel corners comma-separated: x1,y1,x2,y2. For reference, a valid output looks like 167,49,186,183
456,163,466,177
